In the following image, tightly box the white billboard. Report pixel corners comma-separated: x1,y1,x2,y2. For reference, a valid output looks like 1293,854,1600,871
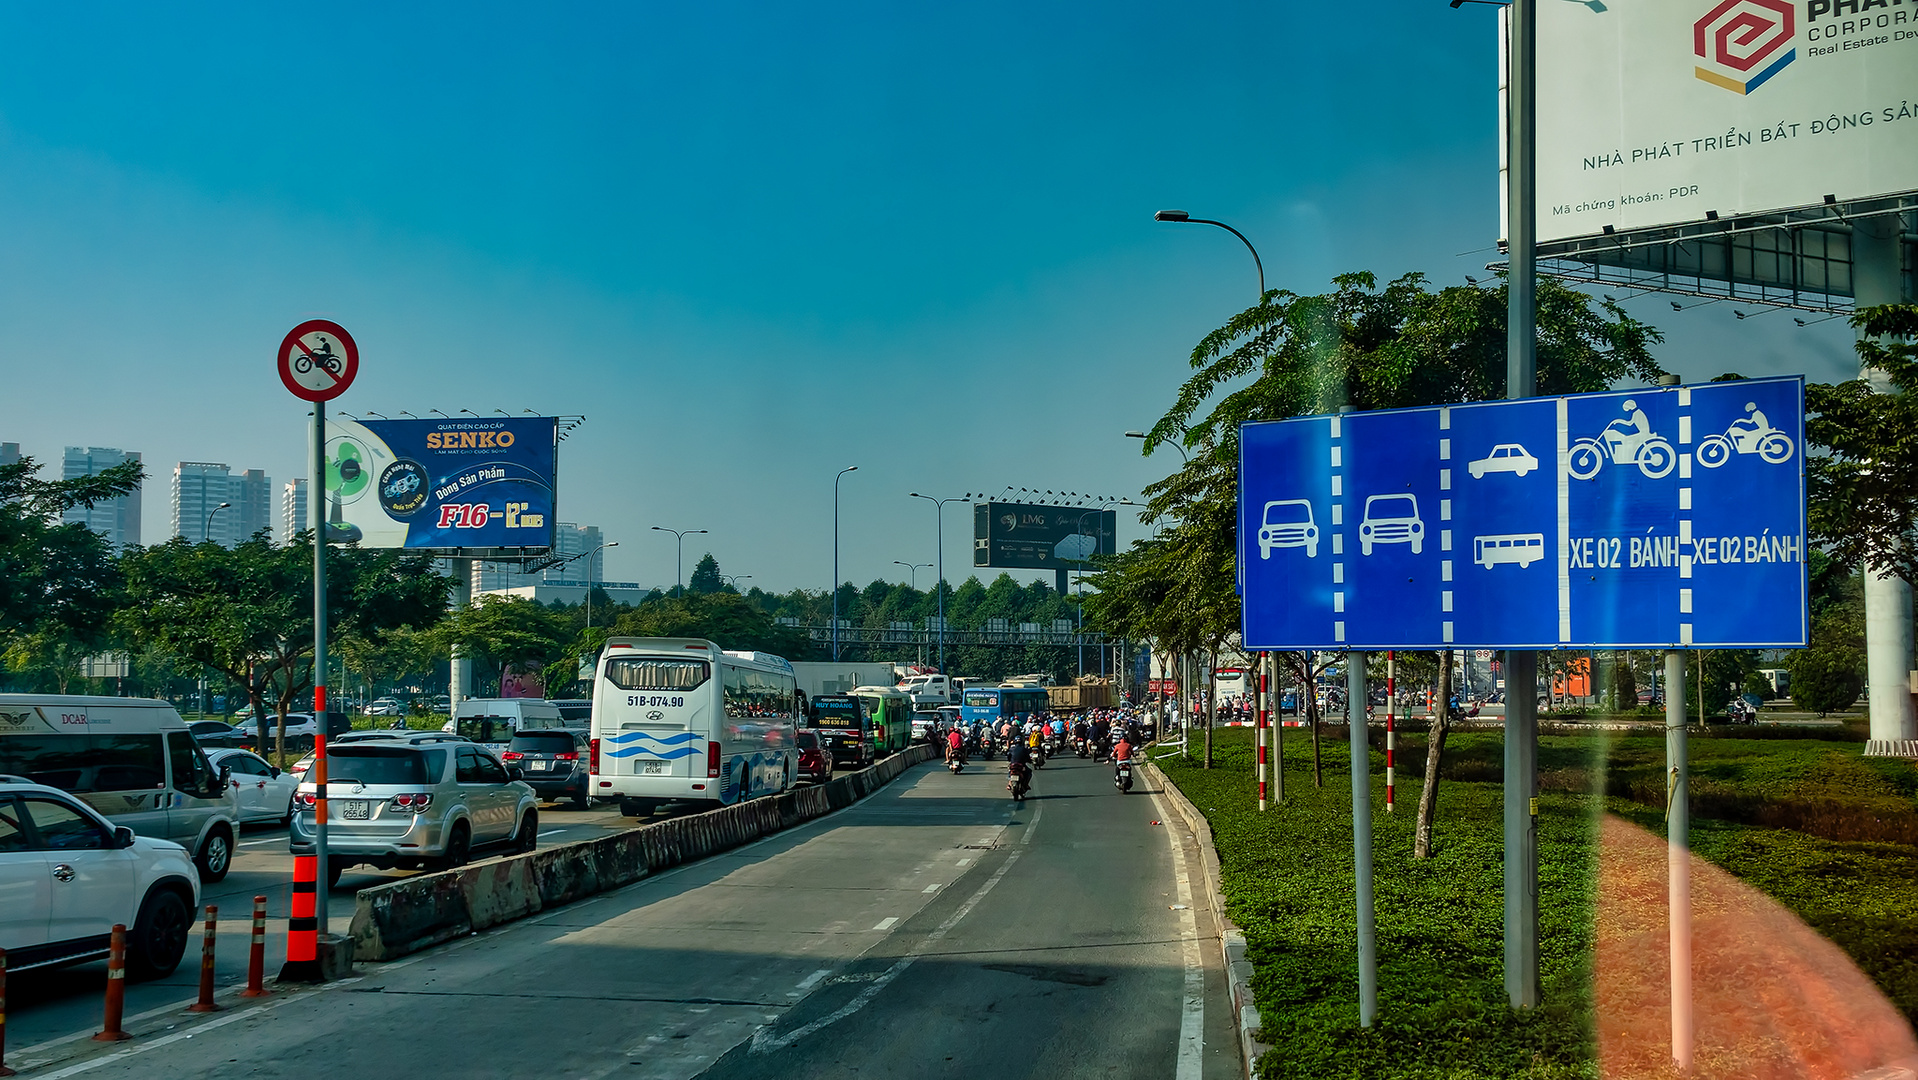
1518,0,1918,244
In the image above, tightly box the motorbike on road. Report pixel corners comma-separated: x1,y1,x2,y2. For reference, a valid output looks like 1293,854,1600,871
1007,762,1032,803
1114,758,1133,793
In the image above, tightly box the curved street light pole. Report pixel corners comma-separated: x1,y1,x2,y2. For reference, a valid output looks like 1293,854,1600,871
721,574,752,591
833,466,859,662
1154,210,1264,298
892,561,930,590
584,540,619,629
650,526,707,596
1124,429,1190,464
203,501,231,544
908,492,969,674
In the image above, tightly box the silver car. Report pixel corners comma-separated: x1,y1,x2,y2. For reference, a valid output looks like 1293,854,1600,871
289,737,539,889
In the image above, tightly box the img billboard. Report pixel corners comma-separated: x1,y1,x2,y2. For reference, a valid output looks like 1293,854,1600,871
1515,0,1917,244
973,502,1116,572
319,416,558,554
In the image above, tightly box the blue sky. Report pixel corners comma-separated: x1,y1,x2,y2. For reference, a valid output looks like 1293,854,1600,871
0,2,1859,592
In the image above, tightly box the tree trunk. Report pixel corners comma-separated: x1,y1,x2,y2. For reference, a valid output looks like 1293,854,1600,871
1415,649,1454,858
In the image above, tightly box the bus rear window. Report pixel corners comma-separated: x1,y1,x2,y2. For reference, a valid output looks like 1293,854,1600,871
963,691,998,707
605,659,710,691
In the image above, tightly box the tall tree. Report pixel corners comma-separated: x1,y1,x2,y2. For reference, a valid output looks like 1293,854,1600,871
688,553,723,595
1806,304,1918,580
0,455,143,684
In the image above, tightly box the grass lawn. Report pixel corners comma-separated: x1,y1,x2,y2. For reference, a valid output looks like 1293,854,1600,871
1157,725,1918,1078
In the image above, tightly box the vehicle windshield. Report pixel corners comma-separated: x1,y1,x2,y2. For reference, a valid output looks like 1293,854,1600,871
1367,495,1416,518
796,731,819,749
509,732,576,753
1266,502,1310,524
604,658,710,691
325,747,439,786
810,699,861,727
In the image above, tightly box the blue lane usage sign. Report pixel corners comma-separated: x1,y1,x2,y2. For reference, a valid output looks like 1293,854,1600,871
1238,376,1806,651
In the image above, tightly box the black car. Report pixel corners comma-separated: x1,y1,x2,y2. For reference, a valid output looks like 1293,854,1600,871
188,719,254,750
500,730,590,808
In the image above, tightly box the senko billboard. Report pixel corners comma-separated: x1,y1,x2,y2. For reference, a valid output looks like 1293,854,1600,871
319,416,557,554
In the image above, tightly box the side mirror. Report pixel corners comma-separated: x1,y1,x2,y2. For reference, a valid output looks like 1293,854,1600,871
506,765,524,781
113,826,136,849
268,766,282,778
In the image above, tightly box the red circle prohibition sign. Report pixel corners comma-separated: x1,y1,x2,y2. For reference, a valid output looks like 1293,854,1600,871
278,320,360,401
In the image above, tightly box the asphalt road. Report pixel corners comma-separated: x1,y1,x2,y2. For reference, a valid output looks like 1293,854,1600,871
6,756,1238,1079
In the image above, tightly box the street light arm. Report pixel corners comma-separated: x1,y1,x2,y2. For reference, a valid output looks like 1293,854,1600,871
1185,217,1264,298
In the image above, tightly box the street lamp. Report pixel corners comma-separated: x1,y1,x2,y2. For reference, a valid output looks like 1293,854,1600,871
721,574,752,591
893,561,930,590
908,492,970,674
833,467,859,661
1124,430,1191,464
650,526,707,595
203,501,231,544
584,541,618,629
1154,210,1265,298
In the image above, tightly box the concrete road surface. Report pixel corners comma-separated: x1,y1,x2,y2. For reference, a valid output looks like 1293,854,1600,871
6,756,1237,1079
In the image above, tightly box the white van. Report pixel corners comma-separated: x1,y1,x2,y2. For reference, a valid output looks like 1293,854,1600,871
444,698,569,748
0,695,242,882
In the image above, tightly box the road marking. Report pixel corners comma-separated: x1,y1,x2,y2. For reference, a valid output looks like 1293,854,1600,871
1020,800,1043,844
871,916,899,930
1148,788,1205,1080
539,829,566,838
240,838,284,847
956,857,971,867
752,850,1022,1055
922,884,941,893
793,969,830,993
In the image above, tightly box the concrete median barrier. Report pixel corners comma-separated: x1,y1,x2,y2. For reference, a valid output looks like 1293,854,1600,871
350,743,939,963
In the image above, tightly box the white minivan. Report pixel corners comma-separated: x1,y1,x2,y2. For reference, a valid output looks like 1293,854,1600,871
0,696,242,882
443,698,569,748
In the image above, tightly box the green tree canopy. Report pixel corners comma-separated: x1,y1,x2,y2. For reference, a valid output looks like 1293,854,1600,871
1806,304,1918,580
688,553,723,595
0,455,144,682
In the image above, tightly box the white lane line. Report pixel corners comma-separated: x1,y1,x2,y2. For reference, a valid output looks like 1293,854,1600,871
793,969,830,993
871,917,899,931
1019,800,1043,844
956,857,972,867
539,829,567,838
240,838,285,847
1149,788,1205,1080
752,851,1022,1055
922,884,941,893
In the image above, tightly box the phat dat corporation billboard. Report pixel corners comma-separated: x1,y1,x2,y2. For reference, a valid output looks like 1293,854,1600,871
321,416,557,554
1514,0,1918,243
974,502,1116,571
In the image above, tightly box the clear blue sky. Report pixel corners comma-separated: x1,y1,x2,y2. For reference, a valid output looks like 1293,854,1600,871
0,2,1858,592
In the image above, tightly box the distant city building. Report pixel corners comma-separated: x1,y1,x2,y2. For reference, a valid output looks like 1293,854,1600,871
0,442,19,468
477,582,656,607
172,462,271,547
62,446,143,551
477,523,606,590
281,478,309,544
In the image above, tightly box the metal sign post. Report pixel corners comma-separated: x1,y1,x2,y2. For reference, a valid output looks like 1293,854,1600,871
275,319,358,982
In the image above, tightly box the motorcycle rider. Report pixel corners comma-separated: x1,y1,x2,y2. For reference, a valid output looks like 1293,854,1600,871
946,724,966,765
1006,737,1033,799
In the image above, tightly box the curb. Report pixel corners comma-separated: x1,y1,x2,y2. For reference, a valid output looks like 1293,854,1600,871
1142,758,1270,1080
348,745,937,962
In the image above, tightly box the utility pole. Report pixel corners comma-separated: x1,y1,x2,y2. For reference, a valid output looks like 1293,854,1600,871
1502,0,1543,1010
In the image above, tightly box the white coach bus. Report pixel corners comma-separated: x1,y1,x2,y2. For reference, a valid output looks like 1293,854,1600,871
589,638,800,818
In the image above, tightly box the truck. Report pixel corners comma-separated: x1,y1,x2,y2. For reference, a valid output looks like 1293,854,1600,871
789,662,897,700
1048,678,1113,712
895,672,960,706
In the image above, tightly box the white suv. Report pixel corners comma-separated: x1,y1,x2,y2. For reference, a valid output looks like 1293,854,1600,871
0,779,201,978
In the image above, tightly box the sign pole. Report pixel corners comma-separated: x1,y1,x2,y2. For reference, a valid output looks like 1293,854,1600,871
312,397,330,939
1503,0,1543,1012
1347,652,1377,1027
1664,649,1692,1071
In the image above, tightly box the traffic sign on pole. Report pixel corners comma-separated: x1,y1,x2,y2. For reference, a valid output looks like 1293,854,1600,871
277,320,359,402
1239,376,1807,651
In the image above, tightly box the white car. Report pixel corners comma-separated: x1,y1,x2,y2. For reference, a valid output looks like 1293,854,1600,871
1467,443,1539,479
206,748,300,825
0,779,201,978
1258,499,1320,559
364,698,405,717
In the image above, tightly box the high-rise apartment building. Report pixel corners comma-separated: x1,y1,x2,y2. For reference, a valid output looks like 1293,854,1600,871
281,479,309,544
172,462,271,547
62,446,143,550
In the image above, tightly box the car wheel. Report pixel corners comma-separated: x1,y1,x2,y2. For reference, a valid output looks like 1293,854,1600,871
196,825,234,883
571,788,589,810
441,822,472,869
127,887,192,980
514,809,538,853
280,793,296,826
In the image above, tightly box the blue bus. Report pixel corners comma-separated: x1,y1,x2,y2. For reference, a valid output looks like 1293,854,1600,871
960,686,1051,728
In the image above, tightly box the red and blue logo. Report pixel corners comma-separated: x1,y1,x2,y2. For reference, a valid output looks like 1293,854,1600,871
1693,0,1796,95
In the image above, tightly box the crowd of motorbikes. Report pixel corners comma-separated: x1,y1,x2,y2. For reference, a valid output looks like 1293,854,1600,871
930,711,1149,802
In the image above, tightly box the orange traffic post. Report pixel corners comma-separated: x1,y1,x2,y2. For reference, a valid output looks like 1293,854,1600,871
279,855,322,983
188,905,221,1013
92,924,131,1042
1,946,16,1077
241,896,271,997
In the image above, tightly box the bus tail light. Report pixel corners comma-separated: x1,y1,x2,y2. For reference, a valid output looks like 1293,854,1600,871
707,741,721,779
590,739,600,774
